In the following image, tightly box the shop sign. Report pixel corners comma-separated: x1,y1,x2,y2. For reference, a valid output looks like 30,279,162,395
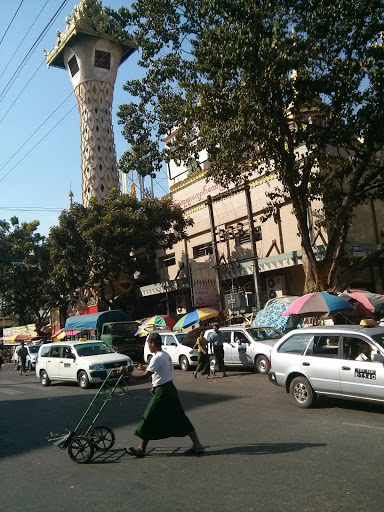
190,261,218,307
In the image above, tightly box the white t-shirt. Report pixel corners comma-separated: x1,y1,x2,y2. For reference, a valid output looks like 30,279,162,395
355,353,370,361
146,350,174,387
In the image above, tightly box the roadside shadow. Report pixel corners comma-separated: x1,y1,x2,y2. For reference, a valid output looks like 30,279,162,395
202,442,327,456
90,442,327,463
314,396,384,415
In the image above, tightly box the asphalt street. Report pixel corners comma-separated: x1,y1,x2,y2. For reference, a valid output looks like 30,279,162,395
1,363,384,512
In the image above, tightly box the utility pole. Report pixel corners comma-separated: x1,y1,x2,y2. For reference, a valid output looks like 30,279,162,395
244,183,262,311
207,195,224,312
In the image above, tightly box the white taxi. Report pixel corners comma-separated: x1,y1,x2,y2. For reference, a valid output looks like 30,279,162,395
36,340,133,389
269,325,384,407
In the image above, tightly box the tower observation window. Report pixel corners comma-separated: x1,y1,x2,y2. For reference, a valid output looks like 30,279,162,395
95,50,111,70
68,55,79,77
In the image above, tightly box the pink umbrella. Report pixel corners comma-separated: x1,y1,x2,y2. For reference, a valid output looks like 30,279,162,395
341,290,384,316
282,292,354,317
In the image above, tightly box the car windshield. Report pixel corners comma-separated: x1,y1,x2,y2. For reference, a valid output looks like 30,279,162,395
176,334,194,347
371,333,384,350
28,346,39,354
109,322,139,334
246,327,283,341
74,342,115,356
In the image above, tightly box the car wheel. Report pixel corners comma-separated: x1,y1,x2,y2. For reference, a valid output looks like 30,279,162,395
78,370,90,389
255,355,270,374
290,376,316,408
90,426,115,451
180,355,189,371
40,370,51,386
14,362,19,370
27,361,32,371
209,355,216,373
68,436,94,463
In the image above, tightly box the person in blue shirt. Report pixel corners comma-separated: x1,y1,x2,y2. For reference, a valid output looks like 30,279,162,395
208,323,227,377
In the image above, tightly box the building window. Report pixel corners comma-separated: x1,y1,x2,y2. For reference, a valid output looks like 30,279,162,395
68,55,79,77
95,50,111,70
193,242,213,258
159,253,176,268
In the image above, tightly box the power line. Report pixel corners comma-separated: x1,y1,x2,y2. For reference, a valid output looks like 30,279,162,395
0,41,137,184
0,1,48,84
0,60,46,126
0,104,77,185
0,0,70,105
0,207,63,212
0,87,75,176
0,0,24,47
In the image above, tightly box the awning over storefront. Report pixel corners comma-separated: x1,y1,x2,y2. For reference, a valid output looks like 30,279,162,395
64,310,131,332
138,278,189,298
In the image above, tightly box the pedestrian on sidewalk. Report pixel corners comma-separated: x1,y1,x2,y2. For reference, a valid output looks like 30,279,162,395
118,332,204,458
193,330,210,378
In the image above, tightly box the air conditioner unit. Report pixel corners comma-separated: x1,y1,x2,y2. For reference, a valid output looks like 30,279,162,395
266,275,287,300
176,295,187,314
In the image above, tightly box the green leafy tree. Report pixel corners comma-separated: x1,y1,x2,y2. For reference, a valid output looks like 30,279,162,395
47,189,193,309
0,217,55,334
115,0,384,291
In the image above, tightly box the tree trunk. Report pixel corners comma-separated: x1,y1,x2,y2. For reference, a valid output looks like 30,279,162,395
301,248,333,292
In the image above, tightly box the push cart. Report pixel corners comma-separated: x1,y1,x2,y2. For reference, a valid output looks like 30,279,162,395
49,369,131,463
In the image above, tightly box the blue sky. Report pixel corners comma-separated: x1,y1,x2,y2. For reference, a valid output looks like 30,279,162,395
0,0,169,237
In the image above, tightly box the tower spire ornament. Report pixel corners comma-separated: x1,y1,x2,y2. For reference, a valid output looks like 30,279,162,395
45,0,136,207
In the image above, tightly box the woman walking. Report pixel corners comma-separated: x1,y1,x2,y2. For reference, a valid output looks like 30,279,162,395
118,332,204,458
193,330,210,378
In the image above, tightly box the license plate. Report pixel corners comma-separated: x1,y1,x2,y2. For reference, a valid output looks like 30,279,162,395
354,368,376,379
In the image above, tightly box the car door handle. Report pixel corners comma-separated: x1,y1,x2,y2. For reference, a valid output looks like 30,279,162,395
302,362,310,366
341,366,351,371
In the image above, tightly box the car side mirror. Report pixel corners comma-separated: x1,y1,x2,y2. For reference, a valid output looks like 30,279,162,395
372,353,384,363
68,354,76,360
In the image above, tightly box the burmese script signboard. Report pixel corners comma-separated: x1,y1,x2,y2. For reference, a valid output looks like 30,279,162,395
173,179,228,210
190,261,218,307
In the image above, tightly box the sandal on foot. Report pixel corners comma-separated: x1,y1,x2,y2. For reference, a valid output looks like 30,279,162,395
185,447,205,455
124,447,146,458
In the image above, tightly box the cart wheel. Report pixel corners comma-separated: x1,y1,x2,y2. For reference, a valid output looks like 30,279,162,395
68,436,94,463
90,426,115,451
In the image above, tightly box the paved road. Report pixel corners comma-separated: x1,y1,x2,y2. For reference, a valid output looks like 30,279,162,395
1,363,384,512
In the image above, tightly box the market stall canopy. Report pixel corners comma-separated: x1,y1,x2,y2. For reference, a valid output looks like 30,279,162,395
173,308,219,331
64,310,131,332
253,301,294,332
141,315,176,330
6,334,33,343
282,292,354,317
340,290,384,316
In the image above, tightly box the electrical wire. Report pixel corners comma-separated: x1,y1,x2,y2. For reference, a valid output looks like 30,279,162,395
0,86,75,176
0,0,24,47
0,60,46,126
0,1,48,83
0,104,77,185
0,207,63,212
0,40,136,184
0,0,71,105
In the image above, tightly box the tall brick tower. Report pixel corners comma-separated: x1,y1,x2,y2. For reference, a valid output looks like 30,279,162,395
45,0,136,206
